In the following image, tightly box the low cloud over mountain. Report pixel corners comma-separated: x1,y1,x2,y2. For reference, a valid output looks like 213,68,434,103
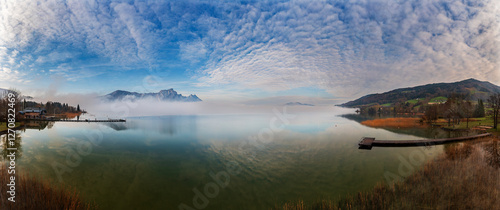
103,89,201,102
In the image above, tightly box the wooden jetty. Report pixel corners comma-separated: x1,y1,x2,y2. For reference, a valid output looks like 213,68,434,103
24,119,126,123
358,133,492,150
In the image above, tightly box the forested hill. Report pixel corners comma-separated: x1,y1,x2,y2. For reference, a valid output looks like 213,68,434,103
341,79,500,108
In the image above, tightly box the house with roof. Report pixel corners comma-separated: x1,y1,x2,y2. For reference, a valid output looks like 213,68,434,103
19,107,47,119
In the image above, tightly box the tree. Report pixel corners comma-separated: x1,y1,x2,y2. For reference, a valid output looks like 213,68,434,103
1,89,24,121
462,101,474,129
473,99,485,118
423,105,439,124
444,95,462,126
77,104,81,112
367,107,377,116
488,93,500,129
0,91,6,123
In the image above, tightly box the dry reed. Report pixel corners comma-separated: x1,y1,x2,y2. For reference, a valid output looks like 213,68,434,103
361,118,426,128
278,137,500,210
0,164,97,210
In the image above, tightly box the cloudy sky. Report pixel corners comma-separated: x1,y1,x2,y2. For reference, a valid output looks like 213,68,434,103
0,0,499,103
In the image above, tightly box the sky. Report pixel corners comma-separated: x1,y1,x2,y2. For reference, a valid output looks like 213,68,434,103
0,0,499,104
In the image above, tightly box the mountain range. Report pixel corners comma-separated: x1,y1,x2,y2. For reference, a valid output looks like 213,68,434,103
103,89,202,102
285,102,315,106
341,78,500,108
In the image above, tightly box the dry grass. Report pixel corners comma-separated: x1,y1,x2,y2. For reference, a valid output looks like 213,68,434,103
0,164,97,210
361,118,426,128
278,137,500,210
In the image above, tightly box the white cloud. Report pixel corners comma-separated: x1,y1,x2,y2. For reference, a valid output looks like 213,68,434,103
0,0,498,99
35,51,76,63
47,63,106,82
0,67,28,85
196,0,500,97
0,0,161,67
179,40,207,63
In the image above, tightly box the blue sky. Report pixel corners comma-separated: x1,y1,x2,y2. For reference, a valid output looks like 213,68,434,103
0,0,499,102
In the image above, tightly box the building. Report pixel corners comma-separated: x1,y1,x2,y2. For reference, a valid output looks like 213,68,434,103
19,107,47,119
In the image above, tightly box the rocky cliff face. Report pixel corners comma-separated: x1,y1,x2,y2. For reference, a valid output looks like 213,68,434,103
104,88,202,102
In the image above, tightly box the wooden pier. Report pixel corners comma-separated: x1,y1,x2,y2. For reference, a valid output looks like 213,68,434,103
24,119,126,123
358,133,492,150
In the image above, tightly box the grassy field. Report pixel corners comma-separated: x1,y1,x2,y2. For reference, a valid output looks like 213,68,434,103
277,137,500,210
405,99,420,104
429,96,447,103
441,117,497,129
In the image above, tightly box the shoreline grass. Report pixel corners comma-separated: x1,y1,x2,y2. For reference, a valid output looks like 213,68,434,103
360,118,425,128
0,163,97,210
0,122,23,133
438,117,500,135
439,117,494,129
277,137,500,210
361,116,499,135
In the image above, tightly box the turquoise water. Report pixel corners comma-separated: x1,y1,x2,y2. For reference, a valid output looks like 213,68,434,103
1,108,445,209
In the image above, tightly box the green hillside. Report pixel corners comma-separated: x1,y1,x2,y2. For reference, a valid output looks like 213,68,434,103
341,79,500,108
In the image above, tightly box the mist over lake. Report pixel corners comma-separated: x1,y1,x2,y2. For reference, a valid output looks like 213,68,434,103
7,107,446,209
2,0,499,208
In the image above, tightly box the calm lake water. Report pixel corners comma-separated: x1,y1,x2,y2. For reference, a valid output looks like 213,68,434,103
2,107,452,209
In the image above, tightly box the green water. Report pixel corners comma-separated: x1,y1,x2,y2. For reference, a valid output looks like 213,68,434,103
1,108,445,209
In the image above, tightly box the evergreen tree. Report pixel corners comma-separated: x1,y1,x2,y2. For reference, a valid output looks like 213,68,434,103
77,104,81,112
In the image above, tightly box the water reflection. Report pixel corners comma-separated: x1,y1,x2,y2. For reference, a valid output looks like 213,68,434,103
23,121,54,130
0,133,22,160
102,116,197,136
340,114,482,139
10,113,448,209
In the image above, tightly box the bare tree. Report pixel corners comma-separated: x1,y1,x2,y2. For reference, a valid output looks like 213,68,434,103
462,100,474,129
0,89,23,122
488,93,500,129
445,102,461,126
0,91,6,124
423,105,439,124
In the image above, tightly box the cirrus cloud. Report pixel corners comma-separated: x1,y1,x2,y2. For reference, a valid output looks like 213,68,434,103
196,0,500,97
0,0,498,99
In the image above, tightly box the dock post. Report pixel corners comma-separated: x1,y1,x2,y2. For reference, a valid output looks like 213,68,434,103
358,137,375,150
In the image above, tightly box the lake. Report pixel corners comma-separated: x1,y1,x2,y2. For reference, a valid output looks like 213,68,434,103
2,107,448,209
